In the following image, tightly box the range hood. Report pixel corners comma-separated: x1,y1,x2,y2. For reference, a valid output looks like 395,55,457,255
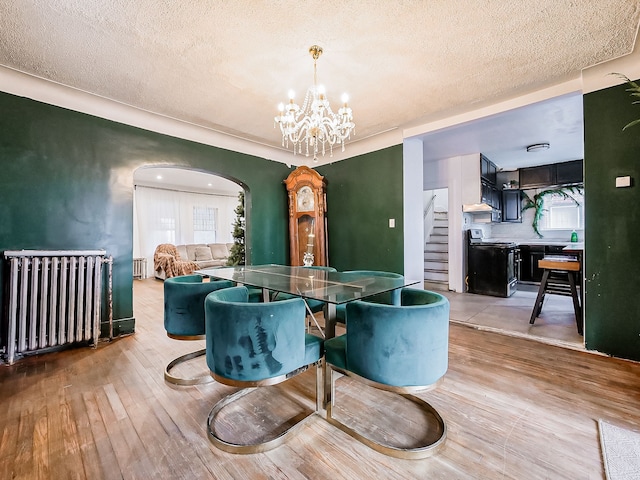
462,203,494,213
463,202,501,223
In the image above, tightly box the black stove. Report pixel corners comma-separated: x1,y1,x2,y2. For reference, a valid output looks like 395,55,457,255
467,229,519,297
468,229,516,248
475,241,517,248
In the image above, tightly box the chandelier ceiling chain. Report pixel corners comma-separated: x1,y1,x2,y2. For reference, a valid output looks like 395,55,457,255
274,45,355,162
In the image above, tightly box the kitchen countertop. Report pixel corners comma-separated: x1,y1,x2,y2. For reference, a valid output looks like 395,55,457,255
516,240,577,246
485,239,577,246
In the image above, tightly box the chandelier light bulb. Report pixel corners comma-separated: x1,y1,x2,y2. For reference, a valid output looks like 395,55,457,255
273,45,355,162
288,89,295,100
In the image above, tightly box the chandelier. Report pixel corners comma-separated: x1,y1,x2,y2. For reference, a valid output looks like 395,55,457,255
274,45,355,162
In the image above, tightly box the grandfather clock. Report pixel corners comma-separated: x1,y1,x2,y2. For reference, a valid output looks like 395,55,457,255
284,166,328,266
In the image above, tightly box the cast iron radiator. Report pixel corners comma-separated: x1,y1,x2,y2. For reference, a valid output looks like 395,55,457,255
3,250,110,364
133,257,147,279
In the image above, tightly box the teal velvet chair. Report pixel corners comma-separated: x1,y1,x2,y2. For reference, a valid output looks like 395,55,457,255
163,274,234,385
334,270,404,325
271,265,337,337
205,271,263,303
204,285,324,453
324,287,449,459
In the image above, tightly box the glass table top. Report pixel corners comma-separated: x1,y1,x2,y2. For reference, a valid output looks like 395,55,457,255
195,264,415,305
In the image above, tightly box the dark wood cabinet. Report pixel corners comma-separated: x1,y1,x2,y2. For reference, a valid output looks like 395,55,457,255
519,165,556,189
501,190,522,222
519,245,545,282
481,180,501,210
555,159,583,185
481,181,491,205
519,160,584,189
492,188,501,210
519,244,573,283
480,154,497,185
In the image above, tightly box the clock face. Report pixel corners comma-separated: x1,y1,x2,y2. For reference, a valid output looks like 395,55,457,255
296,186,314,212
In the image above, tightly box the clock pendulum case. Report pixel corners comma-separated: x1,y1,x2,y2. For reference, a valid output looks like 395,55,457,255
284,166,328,266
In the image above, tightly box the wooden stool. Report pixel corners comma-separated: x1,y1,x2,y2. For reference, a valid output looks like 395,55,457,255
529,255,583,335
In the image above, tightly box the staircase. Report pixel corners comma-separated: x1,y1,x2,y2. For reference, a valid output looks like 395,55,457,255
424,211,449,291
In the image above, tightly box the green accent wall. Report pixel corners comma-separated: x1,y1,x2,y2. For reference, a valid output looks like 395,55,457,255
584,79,640,361
0,92,291,340
317,145,404,273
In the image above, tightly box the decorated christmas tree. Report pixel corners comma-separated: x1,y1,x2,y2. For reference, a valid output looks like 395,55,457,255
227,191,245,265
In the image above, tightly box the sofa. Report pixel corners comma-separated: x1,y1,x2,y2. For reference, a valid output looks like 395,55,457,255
154,243,234,280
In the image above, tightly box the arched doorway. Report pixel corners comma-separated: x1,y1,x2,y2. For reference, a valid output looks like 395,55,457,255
132,166,244,279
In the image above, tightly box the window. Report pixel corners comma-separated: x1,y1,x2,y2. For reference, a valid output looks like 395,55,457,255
155,216,176,244
540,190,584,231
193,206,217,243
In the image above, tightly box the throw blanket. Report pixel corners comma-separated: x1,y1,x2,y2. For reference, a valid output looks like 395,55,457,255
153,244,198,278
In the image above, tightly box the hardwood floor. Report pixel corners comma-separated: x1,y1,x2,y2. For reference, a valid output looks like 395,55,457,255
1,278,639,479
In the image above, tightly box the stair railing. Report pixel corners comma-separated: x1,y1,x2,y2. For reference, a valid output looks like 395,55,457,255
424,193,437,243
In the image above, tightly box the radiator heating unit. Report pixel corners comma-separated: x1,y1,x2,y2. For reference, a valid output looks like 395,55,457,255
133,257,147,279
3,250,109,364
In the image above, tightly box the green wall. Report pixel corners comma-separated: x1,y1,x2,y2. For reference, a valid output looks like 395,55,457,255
584,79,640,361
317,145,404,273
0,92,291,338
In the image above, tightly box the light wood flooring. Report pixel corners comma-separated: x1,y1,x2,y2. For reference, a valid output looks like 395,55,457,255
1,278,639,479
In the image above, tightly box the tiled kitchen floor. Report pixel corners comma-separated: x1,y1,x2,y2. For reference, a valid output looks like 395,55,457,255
438,285,585,350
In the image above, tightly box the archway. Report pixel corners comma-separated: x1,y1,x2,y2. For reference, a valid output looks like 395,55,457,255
132,166,244,279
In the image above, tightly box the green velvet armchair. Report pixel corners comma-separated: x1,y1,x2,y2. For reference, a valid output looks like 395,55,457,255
204,285,324,453
163,274,234,385
324,287,450,459
334,270,404,325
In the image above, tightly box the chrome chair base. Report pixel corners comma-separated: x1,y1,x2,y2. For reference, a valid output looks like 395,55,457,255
207,362,323,454
164,348,214,386
325,364,447,459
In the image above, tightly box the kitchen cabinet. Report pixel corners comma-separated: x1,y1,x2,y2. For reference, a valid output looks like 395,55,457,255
519,165,555,189
519,245,545,282
481,154,498,185
501,189,522,222
519,160,584,189
462,154,502,222
555,159,583,185
519,244,571,283
481,181,501,209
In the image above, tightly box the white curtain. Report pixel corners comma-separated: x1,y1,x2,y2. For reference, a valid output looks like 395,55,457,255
134,186,240,276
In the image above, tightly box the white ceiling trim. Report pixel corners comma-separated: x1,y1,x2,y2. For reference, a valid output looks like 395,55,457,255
0,65,290,164
0,64,407,168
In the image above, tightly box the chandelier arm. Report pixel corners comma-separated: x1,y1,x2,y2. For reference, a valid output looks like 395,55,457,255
275,45,355,161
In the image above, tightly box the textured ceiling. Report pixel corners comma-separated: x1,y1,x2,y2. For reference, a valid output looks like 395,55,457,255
1,1,639,163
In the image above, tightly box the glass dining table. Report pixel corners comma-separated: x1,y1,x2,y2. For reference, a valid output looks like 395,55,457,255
195,264,416,339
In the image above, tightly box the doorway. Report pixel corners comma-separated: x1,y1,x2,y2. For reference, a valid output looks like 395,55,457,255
132,166,244,279
423,188,450,290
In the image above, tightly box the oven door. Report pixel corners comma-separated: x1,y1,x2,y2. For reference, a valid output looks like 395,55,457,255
505,247,519,296
506,247,517,282
468,244,517,297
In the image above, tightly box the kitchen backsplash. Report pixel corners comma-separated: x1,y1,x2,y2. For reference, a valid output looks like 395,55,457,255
469,207,583,243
